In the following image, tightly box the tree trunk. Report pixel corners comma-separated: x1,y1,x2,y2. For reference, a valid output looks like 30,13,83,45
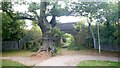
36,2,56,54
97,21,101,53
37,17,55,52
87,17,96,49
93,38,96,49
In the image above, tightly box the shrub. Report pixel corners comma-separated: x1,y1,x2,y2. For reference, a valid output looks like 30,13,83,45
52,27,65,47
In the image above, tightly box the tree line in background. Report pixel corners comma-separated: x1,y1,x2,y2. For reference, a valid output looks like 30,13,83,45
69,2,119,53
1,1,119,53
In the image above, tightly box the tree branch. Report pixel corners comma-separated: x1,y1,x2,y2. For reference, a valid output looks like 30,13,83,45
3,9,37,22
15,16,37,21
3,9,15,19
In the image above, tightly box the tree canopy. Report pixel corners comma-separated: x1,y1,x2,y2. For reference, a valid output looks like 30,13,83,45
1,1,119,52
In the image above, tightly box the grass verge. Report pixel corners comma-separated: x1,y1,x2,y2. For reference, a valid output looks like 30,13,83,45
2,59,26,66
78,60,120,68
2,50,34,57
1,59,31,68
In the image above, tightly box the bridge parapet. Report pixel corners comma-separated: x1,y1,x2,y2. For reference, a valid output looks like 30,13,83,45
57,22,77,35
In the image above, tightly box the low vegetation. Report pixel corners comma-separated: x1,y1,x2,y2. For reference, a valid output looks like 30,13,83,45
78,60,120,67
2,50,34,57
2,59,24,66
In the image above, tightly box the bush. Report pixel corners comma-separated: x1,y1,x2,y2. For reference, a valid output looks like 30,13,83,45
63,33,74,45
62,33,83,50
23,41,41,52
52,27,65,47
68,43,86,50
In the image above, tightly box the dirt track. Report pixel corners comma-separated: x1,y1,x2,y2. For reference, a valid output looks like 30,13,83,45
1,49,119,66
35,55,119,66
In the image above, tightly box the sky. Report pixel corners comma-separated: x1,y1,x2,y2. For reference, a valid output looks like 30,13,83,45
12,0,81,22
12,1,82,30
24,20,33,30
11,0,117,30
24,16,81,30
24,16,82,30
0,0,118,30
12,4,81,23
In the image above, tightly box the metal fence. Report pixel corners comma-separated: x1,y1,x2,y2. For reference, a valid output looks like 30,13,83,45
2,40,120,52
95,44,120,52
2,41,23,51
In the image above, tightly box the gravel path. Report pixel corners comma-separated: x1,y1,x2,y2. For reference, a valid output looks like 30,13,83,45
1,56,43,66
1,49,119,66
35,55,119,66
1,55,118,66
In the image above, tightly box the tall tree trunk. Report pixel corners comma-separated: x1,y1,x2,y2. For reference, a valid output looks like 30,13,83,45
36,2,55,53
37,18,55,53
97,21,101,53
87,17,96,49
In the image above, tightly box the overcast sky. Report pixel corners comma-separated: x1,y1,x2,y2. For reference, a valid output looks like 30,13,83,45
4,0,117,30
12,0,81,30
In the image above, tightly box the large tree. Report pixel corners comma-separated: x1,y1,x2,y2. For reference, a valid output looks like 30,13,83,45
2,1,118,53
2,1,69,54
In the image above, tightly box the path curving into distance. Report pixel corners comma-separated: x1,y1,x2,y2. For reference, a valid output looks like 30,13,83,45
35,55,119,66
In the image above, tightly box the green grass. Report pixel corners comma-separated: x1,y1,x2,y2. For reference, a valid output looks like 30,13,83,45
2,50,34,57
78,60,120,68
2,59,26,66
56,47,62,54
1,59,31,68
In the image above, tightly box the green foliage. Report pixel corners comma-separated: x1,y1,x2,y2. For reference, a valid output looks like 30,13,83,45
100,25,118,46
22,23,42,51
78,60,120,67
71,2,119,51
49,2,70,16
63,33,74,45
73,21,89,48
2,59,27,66
56,47,62,55
52,27,64,38
103,3,118,23
26,41,40,52
74,19,88,34
2,2,13,11
68,19,92,50
28,2,40,12
71,2,118,25
51,27,65,47
73,21,118,50
2,2,26,41
2,1,119,52
2,12,25,41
